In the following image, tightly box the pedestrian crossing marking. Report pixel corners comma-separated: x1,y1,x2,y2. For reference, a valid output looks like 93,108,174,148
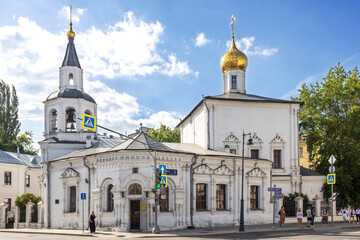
327,173,336,184
82,113,96,131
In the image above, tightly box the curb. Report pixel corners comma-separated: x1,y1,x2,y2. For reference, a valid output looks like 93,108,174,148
0,230,95,237
138,228,315,238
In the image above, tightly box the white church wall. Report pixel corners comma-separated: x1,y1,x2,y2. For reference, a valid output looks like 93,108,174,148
181,104,207,149
301,176,326,199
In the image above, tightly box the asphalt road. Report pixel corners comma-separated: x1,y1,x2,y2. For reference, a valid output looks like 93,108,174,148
1,229,360,240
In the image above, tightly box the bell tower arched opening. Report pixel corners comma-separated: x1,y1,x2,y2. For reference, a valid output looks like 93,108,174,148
65,107,76,132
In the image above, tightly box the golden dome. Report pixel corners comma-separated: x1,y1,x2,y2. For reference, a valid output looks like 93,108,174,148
220,36,248,72
67,22,75,39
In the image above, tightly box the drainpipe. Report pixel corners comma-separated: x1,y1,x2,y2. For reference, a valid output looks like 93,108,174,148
83,156,91,229
188,154,198,229
46,162,51,228
203,96,210,150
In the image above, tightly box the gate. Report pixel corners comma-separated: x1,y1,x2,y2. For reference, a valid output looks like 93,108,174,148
31,204,38,223
283,198,296,216
5,208,14,229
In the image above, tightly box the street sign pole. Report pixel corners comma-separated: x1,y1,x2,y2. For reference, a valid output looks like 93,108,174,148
82,198,84,233
272,185,276,230
328,155,336,227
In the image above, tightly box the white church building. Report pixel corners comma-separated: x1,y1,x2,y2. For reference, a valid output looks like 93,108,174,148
38,19,326,231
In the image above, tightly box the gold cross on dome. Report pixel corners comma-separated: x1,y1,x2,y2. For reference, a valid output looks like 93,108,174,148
230,15,236,37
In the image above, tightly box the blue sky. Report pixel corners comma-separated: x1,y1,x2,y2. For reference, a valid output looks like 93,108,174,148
0,0,360,149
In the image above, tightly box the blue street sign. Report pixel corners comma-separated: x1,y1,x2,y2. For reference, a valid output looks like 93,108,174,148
157,168,178,175
268,187,282,192
159,165,166,175
82,113,96,131
81,193,86,200
327,173,336,184
274,192,282,199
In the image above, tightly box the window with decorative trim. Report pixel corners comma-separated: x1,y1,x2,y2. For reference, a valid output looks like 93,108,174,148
250,185,259,210
4,171,11,185
69,186,76,212
251,149,259,159
196,183,207,210
216,184,226,210
273,149,282,168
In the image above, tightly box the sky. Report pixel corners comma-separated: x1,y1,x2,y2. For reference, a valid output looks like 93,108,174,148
1,0,360,150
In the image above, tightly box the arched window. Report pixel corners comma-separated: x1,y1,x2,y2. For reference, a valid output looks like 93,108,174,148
50,109,57,133
69,73,74,85
128,183,142,195
85,110,92,116
65,107,76,131
107,184,114,212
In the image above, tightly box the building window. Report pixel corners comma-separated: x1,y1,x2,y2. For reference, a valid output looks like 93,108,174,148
251,149,259,159
250,185,260,210
50,109,57,133
132,168,138,174
65,107,76,131
231,75,237,89
128,183,142,195
216,184,226,210
273,149,282,168
69,73,74,85
107,184,114,212
196,184,207,210
25,175,30,187
160,187,169,212
69,186,76,212
230,149,236,154
299,147,303,158
4,171,11,185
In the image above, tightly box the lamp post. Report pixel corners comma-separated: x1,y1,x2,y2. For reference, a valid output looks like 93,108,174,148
239,130,253,232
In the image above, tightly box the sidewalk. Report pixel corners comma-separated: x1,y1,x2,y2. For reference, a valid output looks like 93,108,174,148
0,221,359,238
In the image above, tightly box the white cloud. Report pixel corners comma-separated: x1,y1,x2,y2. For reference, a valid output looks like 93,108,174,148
61,6,85,23
195,32,211,47
0,12,187,143
226,36,278,56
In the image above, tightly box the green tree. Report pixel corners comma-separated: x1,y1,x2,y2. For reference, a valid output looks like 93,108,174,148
292,63,360,207
148,124,180,143
14,193,41,208
0,79,20,145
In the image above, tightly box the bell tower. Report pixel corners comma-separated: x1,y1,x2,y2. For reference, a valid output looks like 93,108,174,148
39,13,97,162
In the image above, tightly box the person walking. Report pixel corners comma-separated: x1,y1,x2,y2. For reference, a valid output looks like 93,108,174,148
297,208,303,229
356,207,360,223
342,207,348,223
351,208,356,223
306,206,312,227
278,206,286,227
310,207,315,227
89,211,96,234
321,208,328,227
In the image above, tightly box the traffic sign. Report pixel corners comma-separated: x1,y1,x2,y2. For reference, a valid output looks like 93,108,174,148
161,195,166,200
81,193,86,200
140,204,146,211
268,187,282,192
329,166,335,173
160,175,167,187
160,187,166,195
328,155,336,165
159,165,166,175
82,113,96,131
327,173,336,184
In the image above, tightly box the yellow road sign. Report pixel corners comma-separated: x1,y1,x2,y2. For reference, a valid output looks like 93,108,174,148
327,173,336,184
82,113,96,131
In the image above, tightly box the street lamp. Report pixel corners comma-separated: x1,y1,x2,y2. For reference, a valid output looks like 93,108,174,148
239,130,253,232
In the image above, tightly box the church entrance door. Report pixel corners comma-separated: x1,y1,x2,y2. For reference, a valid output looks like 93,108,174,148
130,200,140,229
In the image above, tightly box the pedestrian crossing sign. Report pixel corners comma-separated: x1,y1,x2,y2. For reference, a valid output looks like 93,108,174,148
160,175,167,187
82,113,96,131
327,173,336,185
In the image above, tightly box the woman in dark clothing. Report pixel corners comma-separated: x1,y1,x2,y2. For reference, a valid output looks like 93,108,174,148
89,211,96,233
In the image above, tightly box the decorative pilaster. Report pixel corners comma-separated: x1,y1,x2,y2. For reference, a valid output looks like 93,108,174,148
37,200,44,229
313,195,321,217
295,196,303,216
25,200,35,228
0,201,9,229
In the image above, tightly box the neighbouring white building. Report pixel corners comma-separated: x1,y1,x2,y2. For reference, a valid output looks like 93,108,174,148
39,19,325,231
0,150,41,222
